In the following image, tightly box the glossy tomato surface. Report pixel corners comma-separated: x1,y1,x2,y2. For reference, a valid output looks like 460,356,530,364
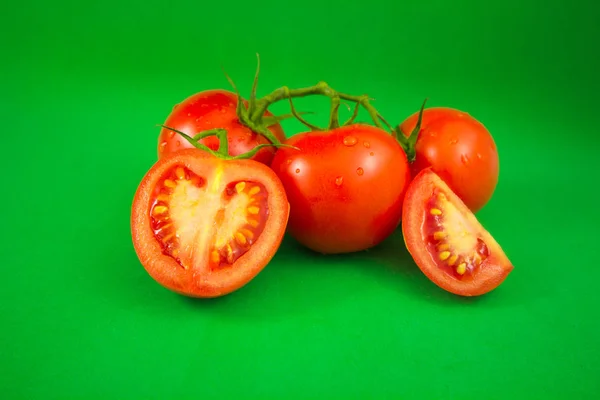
158,90,286,165
271,124,411,254
399,107,499,213
131,148,290,297
402,168,513,296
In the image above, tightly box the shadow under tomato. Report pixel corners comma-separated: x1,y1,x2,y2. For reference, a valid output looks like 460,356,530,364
176,227,514,322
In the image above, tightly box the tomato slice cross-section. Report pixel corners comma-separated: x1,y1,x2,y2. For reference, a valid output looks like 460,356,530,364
402,168,513,296
131,149,289,298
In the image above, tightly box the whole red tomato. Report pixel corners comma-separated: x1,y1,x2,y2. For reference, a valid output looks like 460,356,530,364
398,107,499,213
158,89,286,165
270,124,411,254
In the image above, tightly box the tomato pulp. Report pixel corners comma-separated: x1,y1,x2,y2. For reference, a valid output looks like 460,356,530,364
131,148,290,297
402,168,513,296
158,90,287,165
271,124,411,254
399,107,499,213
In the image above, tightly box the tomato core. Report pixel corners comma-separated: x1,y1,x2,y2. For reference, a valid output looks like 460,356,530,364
148,164,269,272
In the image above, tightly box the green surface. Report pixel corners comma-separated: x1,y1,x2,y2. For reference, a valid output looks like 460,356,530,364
2,0,599,398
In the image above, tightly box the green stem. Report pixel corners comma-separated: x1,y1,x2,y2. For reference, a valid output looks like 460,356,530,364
328,94,341,129
342,102,361,127
247,53,260,118
249,81,388,132
220,56,391,144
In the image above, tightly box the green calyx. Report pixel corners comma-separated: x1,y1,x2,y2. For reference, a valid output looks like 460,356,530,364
160,125,296,160
394,98,428,162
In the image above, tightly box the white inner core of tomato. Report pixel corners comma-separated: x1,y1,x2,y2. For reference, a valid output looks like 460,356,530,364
150,165,268,271
439,196,478,254
427,191,490,277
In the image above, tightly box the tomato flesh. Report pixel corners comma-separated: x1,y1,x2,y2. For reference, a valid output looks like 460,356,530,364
149,165,269,270
131,149,289,297
158,90,286,165
402,168,513,296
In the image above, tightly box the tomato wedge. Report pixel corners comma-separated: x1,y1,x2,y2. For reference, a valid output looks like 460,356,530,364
131,148,289,298
402,168,513,296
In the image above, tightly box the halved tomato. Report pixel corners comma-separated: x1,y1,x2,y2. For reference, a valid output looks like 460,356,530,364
402,168,513,296
131,148,289,298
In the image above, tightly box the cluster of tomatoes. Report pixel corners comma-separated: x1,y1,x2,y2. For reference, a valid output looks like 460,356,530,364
131,72,514,299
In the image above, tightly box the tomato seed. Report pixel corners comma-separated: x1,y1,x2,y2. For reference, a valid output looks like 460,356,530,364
153,205,168,215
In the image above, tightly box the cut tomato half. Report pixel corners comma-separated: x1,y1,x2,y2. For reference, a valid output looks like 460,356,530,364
402,168,513,296
131,148,289,298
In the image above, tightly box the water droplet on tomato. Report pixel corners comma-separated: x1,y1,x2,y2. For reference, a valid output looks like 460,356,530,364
286,158,292,165
450,138,458,145
369,152,374,156
172,103,179,110
343,136,358,146
159,141,167,152
176,141,181,148
335,176,343,186
168,131,175,139
356,167,364,176
363,141,370,148
476,152,482,160
461,154,470,165
187,113,191,117
295,168,300,174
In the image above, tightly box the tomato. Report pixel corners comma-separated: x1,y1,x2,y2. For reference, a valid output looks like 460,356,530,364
157,89,287,165
270,124,411,254
402,168,513,296
131,148,289,297
398,107,499,213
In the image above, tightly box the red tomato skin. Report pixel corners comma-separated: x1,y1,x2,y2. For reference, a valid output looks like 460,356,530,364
271,124,411,254
399,107,499,213
157,89,286,165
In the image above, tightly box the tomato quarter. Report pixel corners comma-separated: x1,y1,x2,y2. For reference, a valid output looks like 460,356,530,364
271,124,411,254
399,106,499,213
402,168,513,296
131,148,289,297
158,89,287,165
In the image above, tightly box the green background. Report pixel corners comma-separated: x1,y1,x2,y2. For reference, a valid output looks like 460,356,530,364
3,0,599,398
